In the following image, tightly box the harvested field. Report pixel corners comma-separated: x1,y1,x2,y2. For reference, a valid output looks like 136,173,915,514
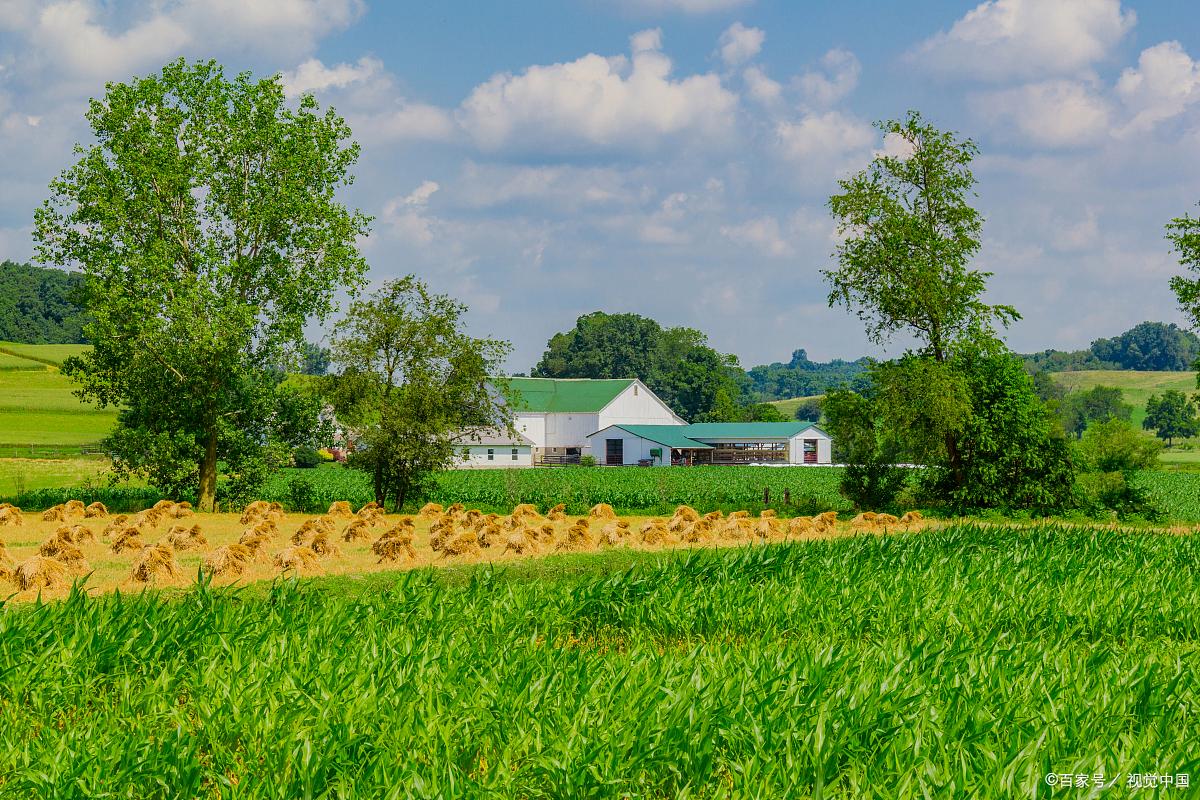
0,502,935,601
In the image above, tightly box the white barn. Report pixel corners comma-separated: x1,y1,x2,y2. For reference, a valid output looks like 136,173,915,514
499,377,684,464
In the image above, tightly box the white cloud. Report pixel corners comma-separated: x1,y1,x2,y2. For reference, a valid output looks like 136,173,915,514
282,56,381,98
797,49,861,107
622,0,752,13
720,216,791,257
776,111,875,162
30,2,190,80
351,104,457,144
972,80,1111,148
742,65,782,107
718,22,764,67
1116,41,1200,134
458,29,738,153
382,181,441,245
912,0,1135,81
174,0,365,57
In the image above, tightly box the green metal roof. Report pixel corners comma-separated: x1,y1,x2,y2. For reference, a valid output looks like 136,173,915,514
681,422,821,439
608,425,713,449
503,377,635,412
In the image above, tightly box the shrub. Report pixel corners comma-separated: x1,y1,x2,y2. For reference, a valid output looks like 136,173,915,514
292,447,323,469
580,455,597,467
286,476,320,513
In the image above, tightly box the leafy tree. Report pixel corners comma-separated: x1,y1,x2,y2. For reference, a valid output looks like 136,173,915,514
1030,370,1067,405
825,111,1018,493
0,260,90,344
823,389,909,510
299,342,332,376
1143,390,1199,446
1075,418,1163,520
533,311,745,420
329,276,511,510
793,397,823,423
34,59,370,510
1167,207,1200,369
1059,386,1133,439
745,349,872,400
1090,321,1200,371
921,347,1076,513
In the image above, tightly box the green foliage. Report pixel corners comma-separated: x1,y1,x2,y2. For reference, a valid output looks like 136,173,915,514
1074,419,1164,520
1143,389,1199,446
1090,321,1200,371
298,341,332,376
922,349,1076,514
292,446,322,469
329,276,511,510
286,474,320,513
823,389,910,509
825,110,1018,360
532,311,745,421
745,349,871,401
0,260,88,344
1167,207,1200,344
579,455,597,467
34,59,368,511
4,526,1200,797
1059,385,1133,438
792,396,823,422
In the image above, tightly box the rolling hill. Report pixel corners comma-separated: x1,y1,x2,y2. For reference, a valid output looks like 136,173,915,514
0,342,116,452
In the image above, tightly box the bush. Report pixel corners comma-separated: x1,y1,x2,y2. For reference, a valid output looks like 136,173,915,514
292,447,323,469
580,455,597,467
839,461,910,511
286,475,320,513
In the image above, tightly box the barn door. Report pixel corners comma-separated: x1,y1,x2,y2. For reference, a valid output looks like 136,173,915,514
605,438,624,466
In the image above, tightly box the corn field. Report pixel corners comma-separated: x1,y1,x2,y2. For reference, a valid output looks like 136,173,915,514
2,524,1198,797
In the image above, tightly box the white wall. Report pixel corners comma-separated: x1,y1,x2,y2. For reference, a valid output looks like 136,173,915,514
788,430,833,464
542,412,601,451
514,413,546,448
454,445,532,469
599,381,685,428
585,428,675,466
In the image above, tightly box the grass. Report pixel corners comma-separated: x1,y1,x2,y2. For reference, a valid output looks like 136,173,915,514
0,457,144,495
0,341,89,366
0,523,1197,796
1051,369,1197,428
0,361,117,448
766,393,823,418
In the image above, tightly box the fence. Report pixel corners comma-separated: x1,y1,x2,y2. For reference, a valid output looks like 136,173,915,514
0,444,107,459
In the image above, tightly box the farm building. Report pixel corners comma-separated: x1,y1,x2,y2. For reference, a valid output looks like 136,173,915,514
585,421,833,466
452,427,535,468
497,377,685,465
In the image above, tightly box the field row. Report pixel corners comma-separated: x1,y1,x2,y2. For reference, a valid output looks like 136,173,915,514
1,524,1197,797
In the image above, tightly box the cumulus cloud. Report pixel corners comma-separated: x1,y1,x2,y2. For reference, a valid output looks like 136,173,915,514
718,22,764,66
971,80,1111,148
382,181,441,245
797,49,861,107
742,65,782,108
173,0,365,57
720,216,791,257
912,0,1135,81
282,56,381,97
776,111,875,163
29,2,190,81
457,29,738,154
1116,41,1200,134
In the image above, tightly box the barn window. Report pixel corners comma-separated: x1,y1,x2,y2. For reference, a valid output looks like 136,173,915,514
487,449,494,460
511,448,519,460
634,385,639,396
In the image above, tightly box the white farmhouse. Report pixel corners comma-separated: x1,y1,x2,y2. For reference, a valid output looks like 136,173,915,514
452,427,535,468
500,377,684,464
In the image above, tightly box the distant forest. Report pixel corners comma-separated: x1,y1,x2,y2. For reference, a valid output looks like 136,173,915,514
0,260,88,344
1018,321,1200,373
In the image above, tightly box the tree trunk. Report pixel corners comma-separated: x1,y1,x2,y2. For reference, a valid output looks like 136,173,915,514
373,460,386,507
198,428,219,512
945,433,965,489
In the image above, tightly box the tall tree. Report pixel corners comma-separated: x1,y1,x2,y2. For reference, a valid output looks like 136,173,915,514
34,59,370,510
824,110,1018,490
1168,208,1200,375
1143,390,1199,447
1059,386,1133,439
329,276,512,510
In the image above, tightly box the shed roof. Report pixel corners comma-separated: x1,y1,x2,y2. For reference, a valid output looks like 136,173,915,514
606,425,713,449
453,426,535,446
502,377,635,412
681,422,822,439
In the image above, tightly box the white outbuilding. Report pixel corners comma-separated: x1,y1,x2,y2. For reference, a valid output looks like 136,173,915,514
452,427,534,468
585,422,834,466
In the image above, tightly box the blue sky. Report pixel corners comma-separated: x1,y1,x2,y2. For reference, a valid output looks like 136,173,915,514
1,0,1199,372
